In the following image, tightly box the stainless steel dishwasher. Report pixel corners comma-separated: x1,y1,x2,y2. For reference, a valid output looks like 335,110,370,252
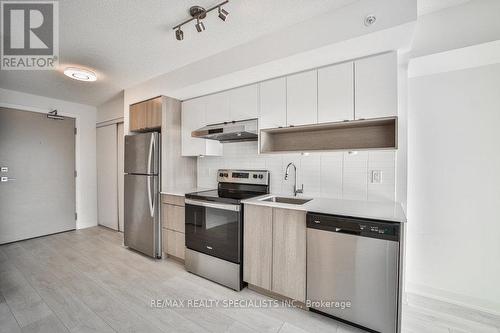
306,213,402,333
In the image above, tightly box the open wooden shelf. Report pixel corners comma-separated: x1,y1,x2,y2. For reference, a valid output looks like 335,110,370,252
260,117,397,153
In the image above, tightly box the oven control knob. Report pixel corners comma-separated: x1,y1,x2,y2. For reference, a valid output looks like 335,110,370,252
253,174,258,179
258,175,264,179
219,173,224,177
224,173,228,177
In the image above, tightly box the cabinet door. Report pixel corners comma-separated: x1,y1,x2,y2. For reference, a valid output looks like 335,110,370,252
175,231,185,260
318,62,354,123
229,84,259,121
205,91,230,125
146,97,162,129
243,204,273,290
165,228,175,256
286,70,318,126
272,208,306,302
165,229,185,260
164,204,185,233
181,98,206,156
181,99,222,156
260,78,286,130
162,228,168,254
129,103,147,132
355,52,397,119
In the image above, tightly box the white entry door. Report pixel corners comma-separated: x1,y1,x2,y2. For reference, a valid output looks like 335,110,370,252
0,107,76,244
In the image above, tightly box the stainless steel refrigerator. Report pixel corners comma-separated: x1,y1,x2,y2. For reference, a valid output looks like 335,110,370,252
124,132,161,258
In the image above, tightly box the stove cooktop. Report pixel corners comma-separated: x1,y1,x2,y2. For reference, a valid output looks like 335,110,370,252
185,169,270,205
185,189,263,204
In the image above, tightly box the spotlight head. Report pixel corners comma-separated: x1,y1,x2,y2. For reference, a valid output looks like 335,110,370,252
175,27,184,41
218,7,229,21
195,18,205,32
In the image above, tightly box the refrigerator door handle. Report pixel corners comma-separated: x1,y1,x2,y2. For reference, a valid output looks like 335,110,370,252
147,176,154,218
146,134,155,218
147,134,154,175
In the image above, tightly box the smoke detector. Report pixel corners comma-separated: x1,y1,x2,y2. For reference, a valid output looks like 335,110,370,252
364,15,377,27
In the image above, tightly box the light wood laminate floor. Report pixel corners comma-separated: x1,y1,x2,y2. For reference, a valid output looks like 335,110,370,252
0,227,499,333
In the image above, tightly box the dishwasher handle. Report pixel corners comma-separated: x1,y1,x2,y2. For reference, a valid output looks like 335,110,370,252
310,219,361,235
307,212,400,241
333,227,361,236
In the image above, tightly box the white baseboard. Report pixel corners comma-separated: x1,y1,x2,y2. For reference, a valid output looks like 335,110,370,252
406,282,500,317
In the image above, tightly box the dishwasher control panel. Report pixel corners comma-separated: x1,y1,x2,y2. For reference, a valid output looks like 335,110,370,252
307,213,400,241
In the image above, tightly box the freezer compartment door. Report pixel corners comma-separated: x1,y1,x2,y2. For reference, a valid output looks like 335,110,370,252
124,132,159,175
124,174,160,257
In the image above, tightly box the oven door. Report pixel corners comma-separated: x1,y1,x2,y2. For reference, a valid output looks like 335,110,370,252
185,199,242,264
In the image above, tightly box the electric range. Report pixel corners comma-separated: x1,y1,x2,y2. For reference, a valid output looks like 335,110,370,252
184,169,270,290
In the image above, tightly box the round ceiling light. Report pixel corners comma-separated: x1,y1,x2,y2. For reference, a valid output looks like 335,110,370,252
63,67,97,82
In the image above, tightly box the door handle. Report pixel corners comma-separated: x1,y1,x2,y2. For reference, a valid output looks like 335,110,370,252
147,176,154,218
1,177,16,182
147,134,154,175
185,199,240,212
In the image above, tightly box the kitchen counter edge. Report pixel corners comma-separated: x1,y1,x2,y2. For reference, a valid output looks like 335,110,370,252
242,195,407,223
160,187,210,197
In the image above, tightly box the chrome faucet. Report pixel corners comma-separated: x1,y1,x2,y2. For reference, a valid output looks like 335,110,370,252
284,162,303,197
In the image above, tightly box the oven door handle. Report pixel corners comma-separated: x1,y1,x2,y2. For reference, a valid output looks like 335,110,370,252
185,199,240,212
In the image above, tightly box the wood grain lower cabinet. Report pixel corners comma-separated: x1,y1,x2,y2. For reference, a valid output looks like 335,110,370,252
243,204,307,302
243,205,273,290
164,204,185,233
163,228,185,260
165,229,185,260
272,208,307,302
161,194,185,260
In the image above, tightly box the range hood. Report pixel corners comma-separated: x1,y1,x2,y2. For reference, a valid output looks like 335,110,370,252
191,119,258,143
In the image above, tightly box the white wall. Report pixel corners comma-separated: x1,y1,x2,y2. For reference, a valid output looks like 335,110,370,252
407,64,500,314
0,88,98,229
411,0,500,58
97,91,124,123
198,142,396,202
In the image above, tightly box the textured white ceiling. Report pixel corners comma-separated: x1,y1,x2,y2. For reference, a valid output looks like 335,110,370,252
417,0,471,16
0,0,357,106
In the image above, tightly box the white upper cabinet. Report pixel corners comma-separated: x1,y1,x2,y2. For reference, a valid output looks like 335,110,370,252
259,77,286,130
286,70,318,126
181,98,222,156
205,91,230,125
318,62,354,123
355,52,397,119
229,84,259,121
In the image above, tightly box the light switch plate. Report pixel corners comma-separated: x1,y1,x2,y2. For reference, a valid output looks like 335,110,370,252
371,170,382,184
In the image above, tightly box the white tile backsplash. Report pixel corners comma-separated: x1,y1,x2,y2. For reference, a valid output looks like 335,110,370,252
197,142,396,202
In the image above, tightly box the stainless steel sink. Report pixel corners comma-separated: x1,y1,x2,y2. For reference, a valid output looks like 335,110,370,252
261,196,312,205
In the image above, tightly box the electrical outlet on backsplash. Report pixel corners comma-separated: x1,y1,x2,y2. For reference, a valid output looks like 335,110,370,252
197,142,396,202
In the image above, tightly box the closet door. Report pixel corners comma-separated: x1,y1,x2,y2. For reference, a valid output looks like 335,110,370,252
97,124,119,230
117,123,124,232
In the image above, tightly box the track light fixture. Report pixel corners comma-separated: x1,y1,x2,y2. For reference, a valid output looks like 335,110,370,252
172,1,229,41
195,18,205,32
218,6,229,21
175,27,184,40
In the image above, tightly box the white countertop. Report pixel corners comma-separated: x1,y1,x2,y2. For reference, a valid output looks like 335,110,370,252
160,187,210,197
242,194,406,223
